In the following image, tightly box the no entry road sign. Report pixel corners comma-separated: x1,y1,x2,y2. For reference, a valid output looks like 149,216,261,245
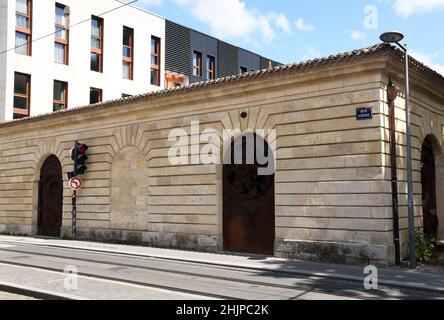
69,177,82,191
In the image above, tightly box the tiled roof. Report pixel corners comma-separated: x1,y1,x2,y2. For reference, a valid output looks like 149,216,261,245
1,43,443,128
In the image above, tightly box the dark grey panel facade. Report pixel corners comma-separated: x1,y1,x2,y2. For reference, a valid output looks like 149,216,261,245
217,41,238,78
238,49,261,73
190,30,218,83
165,20,281,84
165,21,191,76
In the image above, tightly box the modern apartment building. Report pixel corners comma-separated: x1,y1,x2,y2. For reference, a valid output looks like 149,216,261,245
0,0,279,122
0,0,165,121
164,20,281,88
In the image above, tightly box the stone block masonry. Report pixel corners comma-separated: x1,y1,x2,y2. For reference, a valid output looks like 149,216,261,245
1,44,444,266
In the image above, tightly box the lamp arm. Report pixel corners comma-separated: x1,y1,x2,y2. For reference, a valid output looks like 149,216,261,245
395,42,407,52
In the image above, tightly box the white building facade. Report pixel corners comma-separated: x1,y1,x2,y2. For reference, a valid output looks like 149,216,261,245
0,0,165,121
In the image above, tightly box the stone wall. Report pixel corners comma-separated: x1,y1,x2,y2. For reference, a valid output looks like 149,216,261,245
1,50,443,266
381,64,444,256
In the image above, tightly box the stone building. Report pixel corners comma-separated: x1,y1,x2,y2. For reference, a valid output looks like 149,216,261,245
0,44,443,266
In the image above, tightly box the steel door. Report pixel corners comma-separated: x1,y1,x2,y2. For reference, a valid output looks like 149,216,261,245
223,135,275,255
38,155,63,237
421,138,438,239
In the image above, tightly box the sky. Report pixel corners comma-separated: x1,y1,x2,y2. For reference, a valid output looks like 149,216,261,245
132,0,444,75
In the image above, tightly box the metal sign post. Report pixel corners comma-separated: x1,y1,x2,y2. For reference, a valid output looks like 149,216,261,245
69,141,88,241
69,177,82,240
72,190,77,240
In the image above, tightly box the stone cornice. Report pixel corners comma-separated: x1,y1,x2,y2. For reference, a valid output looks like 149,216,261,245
2,43,443,139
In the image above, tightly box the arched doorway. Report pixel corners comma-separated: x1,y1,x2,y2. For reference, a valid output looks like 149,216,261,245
223,133,275,255
421,136,439,239
37,155,63,237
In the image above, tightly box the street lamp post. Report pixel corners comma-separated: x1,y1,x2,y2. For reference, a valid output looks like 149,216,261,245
380,31,417,269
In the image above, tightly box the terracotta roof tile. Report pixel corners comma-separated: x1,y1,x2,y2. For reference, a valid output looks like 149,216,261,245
1,43,443,128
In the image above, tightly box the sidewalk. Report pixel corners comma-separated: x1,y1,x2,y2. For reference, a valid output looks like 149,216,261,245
1,235,443,294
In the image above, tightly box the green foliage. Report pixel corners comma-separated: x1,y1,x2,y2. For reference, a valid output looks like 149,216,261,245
415,229,436,264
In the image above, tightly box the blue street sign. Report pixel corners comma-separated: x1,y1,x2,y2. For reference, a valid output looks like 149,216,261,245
356,107,373,120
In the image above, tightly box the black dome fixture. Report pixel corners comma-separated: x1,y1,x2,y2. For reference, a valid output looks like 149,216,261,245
380,30,404,43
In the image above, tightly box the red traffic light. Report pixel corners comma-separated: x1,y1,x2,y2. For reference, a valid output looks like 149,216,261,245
77,145,88,154
69,142,89,177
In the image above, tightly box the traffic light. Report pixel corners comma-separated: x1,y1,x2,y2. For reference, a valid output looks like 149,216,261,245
68,141,88,178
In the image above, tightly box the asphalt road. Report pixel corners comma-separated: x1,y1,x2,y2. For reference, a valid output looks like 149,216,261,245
0,240,440,300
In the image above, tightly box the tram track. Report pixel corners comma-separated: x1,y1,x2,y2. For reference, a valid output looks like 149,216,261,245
0,244,440,300
0,245,371,300
0,260,234,300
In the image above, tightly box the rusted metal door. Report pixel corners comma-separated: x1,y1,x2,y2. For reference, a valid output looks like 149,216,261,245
223,135,275,255
421,138,438,239
38,155,63,237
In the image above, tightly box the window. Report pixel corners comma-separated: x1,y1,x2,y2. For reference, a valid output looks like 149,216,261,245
55,3,69,64
240,66,248,74
150,36,161,86
122,26,133,80
15,0,32,55
91,16,103,72
90,88,102,104
13,72,31,118
193,51,202,77
53,80,68,111
206,55,215,80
